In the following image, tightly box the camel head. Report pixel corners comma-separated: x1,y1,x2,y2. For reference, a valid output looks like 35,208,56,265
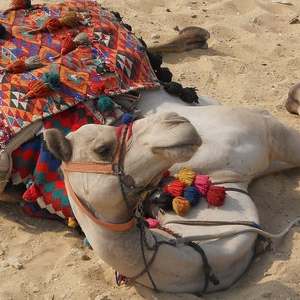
286,83,300,115
44,112,201,223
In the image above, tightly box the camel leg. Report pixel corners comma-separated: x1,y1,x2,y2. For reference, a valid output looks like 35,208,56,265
267,117,300,167
148,27,210,54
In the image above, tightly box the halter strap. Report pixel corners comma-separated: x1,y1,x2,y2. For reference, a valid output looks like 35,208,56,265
63,173,136,232
61,124,136,232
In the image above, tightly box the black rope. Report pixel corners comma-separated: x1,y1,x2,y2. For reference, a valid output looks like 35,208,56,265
187,241,219,294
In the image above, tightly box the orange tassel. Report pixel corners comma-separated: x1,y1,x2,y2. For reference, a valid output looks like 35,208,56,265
59,12,81,28
172,196,191,216
6,58,26,73
23,80,51,99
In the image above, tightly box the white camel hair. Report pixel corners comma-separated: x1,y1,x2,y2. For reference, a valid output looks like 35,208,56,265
44,87,300,294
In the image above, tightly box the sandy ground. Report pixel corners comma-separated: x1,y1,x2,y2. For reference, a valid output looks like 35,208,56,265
1,0,300,299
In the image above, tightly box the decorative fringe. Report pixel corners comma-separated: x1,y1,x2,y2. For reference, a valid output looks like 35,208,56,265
172,196,191,216
176,167,196,186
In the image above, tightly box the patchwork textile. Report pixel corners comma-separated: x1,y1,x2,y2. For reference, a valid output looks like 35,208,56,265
12,102,102,219
0,0,159,149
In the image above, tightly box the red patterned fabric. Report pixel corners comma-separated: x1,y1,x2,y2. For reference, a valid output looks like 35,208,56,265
0,0,159,149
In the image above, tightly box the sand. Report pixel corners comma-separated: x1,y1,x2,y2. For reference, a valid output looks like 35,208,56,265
1,0,300,299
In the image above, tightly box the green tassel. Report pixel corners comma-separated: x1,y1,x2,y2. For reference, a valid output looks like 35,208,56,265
97,96,114,112
42,70,60,90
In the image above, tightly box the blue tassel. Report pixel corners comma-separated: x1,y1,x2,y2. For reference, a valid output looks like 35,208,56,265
121,113,134,124
184,186,201,206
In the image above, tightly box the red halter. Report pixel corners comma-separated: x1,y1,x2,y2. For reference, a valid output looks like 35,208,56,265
61,124,137,232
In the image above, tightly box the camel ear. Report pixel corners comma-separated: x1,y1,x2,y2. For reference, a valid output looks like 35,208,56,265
44,129,72,162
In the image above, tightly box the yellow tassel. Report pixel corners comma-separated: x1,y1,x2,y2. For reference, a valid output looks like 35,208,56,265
68,217,78,228
176,167,196,186
172,196,191,216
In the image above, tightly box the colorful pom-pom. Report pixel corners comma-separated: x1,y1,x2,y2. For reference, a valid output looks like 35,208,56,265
207,186,226,207
23,184,42,202
68,217,78,228
172,196,191,216
121,113,134,124
163,179,185,197
176,167,196,186
145,218,160,228
194,174,211,196
97,96,114,113
184,186,201,207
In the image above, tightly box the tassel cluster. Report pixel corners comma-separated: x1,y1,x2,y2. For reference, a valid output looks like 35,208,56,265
156,167,226,216
29,12,82,34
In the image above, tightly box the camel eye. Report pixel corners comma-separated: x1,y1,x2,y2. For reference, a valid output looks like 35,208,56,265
94,144,113,160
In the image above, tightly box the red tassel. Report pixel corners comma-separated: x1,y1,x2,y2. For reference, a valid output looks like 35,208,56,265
23,184,42,202
163,179,185,197
6,58,26,73
22,80,52,100
61,35,76,55
207,186,226,207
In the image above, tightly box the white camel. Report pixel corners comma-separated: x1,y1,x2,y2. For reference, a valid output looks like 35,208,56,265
44,102,300,294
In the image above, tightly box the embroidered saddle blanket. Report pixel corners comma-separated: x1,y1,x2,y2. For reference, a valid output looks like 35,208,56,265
0,0,158,149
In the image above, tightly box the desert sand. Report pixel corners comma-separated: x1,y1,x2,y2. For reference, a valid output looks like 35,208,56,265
1,0,300,299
